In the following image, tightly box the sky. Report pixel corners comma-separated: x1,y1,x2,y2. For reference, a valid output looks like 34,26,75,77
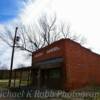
0,0,23,23
0,0,100,69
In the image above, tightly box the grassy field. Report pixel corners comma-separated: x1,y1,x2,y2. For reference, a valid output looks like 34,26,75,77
0,79,28,88
0,79,9,88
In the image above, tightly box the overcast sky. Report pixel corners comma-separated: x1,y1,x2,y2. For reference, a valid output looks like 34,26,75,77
0,0,100,69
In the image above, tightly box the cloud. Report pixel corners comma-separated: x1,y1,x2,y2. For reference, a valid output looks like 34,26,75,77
0,24,5,31
0,43,31,69
18,0,51,25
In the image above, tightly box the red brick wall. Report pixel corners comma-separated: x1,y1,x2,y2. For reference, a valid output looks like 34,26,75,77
32,39,100,90
64,40,100,90
32,40,65,63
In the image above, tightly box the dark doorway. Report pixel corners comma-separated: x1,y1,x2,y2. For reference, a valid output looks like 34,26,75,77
41,67,63,89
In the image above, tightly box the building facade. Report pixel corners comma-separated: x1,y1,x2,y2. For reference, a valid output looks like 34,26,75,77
32,39,100,90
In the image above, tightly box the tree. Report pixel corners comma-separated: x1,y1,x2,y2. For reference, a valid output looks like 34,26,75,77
0,14,86,54
38,15,61,45
60,22,86,45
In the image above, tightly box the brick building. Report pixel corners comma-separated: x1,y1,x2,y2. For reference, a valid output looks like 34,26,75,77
32,39,100,90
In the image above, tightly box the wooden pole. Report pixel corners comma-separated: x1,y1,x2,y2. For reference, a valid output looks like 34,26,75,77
27,70,31,87
8,27,18,88
37,69,41,88
27,70,29,87
13,70,16,88
19,70,22,88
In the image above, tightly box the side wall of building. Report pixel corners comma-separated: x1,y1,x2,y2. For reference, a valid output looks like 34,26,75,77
64,40,100,90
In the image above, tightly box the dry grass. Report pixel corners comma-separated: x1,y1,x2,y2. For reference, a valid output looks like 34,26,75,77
0,79,28,88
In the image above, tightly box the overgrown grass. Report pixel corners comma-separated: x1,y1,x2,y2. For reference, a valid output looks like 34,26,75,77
0,79,8,88
0,79,28,88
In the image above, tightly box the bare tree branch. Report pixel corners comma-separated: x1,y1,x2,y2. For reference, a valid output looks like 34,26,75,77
0,14,87,55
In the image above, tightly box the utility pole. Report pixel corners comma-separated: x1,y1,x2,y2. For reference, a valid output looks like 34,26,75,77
8,27,18,88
